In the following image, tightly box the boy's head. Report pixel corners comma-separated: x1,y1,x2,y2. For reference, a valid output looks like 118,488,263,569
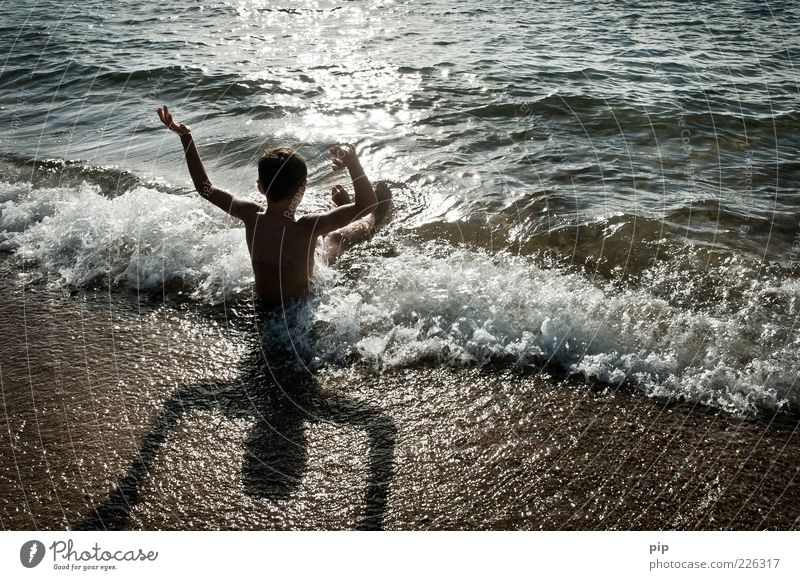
257,147,307,202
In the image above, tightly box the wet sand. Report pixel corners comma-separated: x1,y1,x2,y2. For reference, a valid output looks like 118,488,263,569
1,272,798,530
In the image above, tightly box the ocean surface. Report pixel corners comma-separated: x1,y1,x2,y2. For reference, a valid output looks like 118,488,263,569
1,0,799,416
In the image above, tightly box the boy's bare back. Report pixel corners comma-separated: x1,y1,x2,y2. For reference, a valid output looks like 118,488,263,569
242,213,317,303
156,105,389,305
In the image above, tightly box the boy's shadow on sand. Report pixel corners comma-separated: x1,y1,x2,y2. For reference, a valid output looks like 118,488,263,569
75,318,396,531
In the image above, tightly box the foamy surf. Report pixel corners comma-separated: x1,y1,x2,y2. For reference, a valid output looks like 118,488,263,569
1,173,797,415
306,247,799,415
0,178,254,303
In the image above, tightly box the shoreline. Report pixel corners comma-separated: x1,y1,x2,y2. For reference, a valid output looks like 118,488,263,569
0,279,798,530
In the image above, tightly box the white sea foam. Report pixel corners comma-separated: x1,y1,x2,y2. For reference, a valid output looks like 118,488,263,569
1,178,797,415
305,247,798,414
0,180,253,303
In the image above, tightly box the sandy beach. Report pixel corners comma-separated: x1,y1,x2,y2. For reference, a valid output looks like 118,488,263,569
1,265,797,531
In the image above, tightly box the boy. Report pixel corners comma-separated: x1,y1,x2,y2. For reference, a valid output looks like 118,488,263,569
156,105,391,304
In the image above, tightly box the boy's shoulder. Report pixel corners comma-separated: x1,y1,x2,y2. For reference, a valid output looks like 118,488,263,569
296,213,328,231
229,196,265,223
248,212,319,236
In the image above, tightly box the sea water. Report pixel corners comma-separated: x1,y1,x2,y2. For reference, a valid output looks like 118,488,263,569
1,0,799,415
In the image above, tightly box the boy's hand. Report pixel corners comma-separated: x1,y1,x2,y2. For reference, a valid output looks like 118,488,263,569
156,105,191,136
330,143,358,171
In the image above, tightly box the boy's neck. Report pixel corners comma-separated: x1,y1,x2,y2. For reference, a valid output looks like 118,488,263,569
262,189,304,220
265,201,296,220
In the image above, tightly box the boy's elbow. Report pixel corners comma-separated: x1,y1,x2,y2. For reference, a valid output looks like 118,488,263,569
354,201,378,215
196,180,213,197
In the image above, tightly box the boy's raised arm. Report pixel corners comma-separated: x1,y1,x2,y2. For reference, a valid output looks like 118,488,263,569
332,144,377,215
301,144,378,236
156,105,260,221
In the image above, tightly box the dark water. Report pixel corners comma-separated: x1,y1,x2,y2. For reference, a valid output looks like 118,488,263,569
1,0,799,414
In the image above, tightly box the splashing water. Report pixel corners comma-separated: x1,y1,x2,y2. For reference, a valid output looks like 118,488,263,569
1,171,798,415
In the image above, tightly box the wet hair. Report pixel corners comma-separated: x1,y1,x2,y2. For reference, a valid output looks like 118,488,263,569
257,147,307,202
